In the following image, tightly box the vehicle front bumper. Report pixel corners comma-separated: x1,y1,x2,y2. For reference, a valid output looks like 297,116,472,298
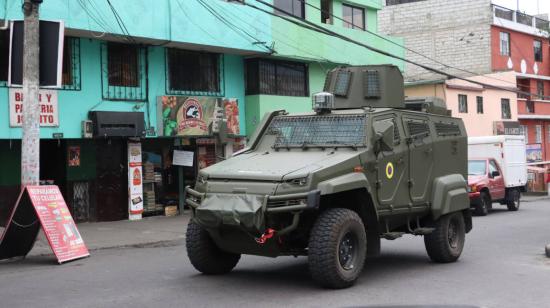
468,192,481,206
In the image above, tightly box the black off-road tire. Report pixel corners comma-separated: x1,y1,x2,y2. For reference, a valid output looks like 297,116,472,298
506,189,520,211
474,192,490,216
308,208,366,289
424,212,466,263
186,221,240,275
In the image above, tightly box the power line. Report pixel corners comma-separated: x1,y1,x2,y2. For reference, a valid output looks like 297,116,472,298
245,0,539,98
295,0,520,87
105,0,136,44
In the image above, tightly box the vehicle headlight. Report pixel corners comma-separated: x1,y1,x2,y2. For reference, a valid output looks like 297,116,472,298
468,185,477,193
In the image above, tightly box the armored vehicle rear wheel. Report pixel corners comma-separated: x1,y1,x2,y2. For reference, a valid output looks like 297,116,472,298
308,208,366,289
506,189,520,211
424,212,465,263
474,192,490,216
186,221,240,275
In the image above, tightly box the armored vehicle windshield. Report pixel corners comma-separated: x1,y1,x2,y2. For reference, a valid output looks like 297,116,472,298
267,113,367,149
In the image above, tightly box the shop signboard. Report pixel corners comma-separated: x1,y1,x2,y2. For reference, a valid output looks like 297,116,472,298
173,150,194,167
158,96,240,136
526,144,543,163
493,121,521,135
0,185,89,263
128,141,144,220
9,88,59,127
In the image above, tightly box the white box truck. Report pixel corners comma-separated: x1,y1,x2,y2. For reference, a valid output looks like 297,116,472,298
467,135,527,215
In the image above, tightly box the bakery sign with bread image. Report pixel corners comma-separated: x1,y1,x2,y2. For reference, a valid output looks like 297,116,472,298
158,96,240,136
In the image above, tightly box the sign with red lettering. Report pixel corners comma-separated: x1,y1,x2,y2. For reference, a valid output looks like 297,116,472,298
9,88,59,127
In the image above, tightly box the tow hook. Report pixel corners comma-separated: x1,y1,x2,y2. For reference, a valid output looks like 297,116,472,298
256,228,276,244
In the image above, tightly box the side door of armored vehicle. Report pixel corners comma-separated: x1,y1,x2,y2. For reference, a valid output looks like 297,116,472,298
402,114,434,204
372,113,410,210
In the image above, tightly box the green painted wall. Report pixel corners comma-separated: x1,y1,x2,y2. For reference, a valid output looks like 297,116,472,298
0,39,249,139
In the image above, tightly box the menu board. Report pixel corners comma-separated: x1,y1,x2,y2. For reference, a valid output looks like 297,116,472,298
26,186,89,263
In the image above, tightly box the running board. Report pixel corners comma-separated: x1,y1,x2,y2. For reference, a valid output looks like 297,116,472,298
382,232,405,240
411,227,435,235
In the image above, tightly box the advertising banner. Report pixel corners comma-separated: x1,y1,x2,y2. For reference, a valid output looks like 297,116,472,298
128,141,144,220
526,144,543,163
158,96,240,136
9,88,59,127
0,186,89,263
493,121,521,135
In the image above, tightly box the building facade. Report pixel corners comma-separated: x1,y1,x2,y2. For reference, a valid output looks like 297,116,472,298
0,0,403,223
380,0,550,191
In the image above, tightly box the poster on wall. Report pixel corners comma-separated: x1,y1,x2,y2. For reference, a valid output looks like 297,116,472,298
173,150,194,167
158,96,240,136
128,141,144,220
9,88,59,127
68,146,81,167
526,144,543,163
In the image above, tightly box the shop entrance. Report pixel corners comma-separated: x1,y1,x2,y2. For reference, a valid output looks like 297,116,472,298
96,140,128,221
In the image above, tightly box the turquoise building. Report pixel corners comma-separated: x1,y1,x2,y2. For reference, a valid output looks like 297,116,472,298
0,0,403,222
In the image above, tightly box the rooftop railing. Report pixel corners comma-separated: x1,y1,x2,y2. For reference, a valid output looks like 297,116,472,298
493,4,549,32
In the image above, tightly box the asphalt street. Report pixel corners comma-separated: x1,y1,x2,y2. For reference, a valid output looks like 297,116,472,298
1,198,549,308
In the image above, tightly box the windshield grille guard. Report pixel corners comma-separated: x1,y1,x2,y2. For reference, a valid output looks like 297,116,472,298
268,114,367,148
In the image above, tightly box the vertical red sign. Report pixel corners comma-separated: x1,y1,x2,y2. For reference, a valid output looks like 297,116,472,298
26,185,89,263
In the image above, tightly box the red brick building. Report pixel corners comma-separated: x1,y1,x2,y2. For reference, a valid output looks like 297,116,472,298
491,5,550,191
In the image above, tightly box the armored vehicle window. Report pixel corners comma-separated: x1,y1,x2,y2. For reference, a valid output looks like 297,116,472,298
375,117,400,144
333,70,352,97
363,70,380,98
267,114,367,148
406,119,430,138
434,122,461,137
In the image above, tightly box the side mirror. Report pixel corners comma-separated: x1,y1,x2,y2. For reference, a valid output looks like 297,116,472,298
491,170,500,178
373,121,394,153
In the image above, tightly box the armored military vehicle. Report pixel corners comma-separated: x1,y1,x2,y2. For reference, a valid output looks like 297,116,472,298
185,65,472,289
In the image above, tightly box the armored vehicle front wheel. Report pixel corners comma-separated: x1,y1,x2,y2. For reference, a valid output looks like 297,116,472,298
186,221,241,275
506,189,520,211
308,208,366,289
424,212,465,263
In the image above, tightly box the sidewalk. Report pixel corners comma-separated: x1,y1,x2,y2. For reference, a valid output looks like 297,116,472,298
28,213,190,257
522,194,550,203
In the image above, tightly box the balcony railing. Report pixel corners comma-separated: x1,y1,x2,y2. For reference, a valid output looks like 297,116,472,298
493,4,549,31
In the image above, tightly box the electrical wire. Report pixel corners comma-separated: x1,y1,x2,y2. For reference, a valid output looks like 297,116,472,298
295,0,521,87
105,0,137,44
245,0,541,98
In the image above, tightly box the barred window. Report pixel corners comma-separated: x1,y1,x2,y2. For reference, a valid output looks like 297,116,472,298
101,43,147,101
246,59,309,97
62,37,81,90
0,30,8,83
167,49,221,95
108,43,139,87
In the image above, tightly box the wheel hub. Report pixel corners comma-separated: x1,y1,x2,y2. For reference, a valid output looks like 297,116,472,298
448,220,459,249
338,232,357,270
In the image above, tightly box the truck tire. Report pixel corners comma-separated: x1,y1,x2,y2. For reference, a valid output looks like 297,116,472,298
506,189,520,211
186,221,240,275
424,212,466,263
308,208,366,289
474,191,490,216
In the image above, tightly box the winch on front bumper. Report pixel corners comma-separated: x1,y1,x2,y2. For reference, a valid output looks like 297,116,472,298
185,186,320,236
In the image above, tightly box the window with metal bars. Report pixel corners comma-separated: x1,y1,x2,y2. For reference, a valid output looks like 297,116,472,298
476,96,483,114
534,40,543,62
101,42,147,101
267,114,367,148
246,59,309,97
166,49,223,96
0,30,8,85
62,37,81,91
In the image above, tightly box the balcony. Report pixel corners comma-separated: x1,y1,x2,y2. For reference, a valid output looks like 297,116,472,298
493,4,549,36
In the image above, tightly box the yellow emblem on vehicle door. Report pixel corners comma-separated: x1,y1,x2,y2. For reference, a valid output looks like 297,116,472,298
386,162,394,179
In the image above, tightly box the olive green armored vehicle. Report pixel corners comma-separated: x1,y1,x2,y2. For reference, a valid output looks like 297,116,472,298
185,65,472,289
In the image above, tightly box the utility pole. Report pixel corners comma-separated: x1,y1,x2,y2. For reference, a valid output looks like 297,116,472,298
21,0,41,186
